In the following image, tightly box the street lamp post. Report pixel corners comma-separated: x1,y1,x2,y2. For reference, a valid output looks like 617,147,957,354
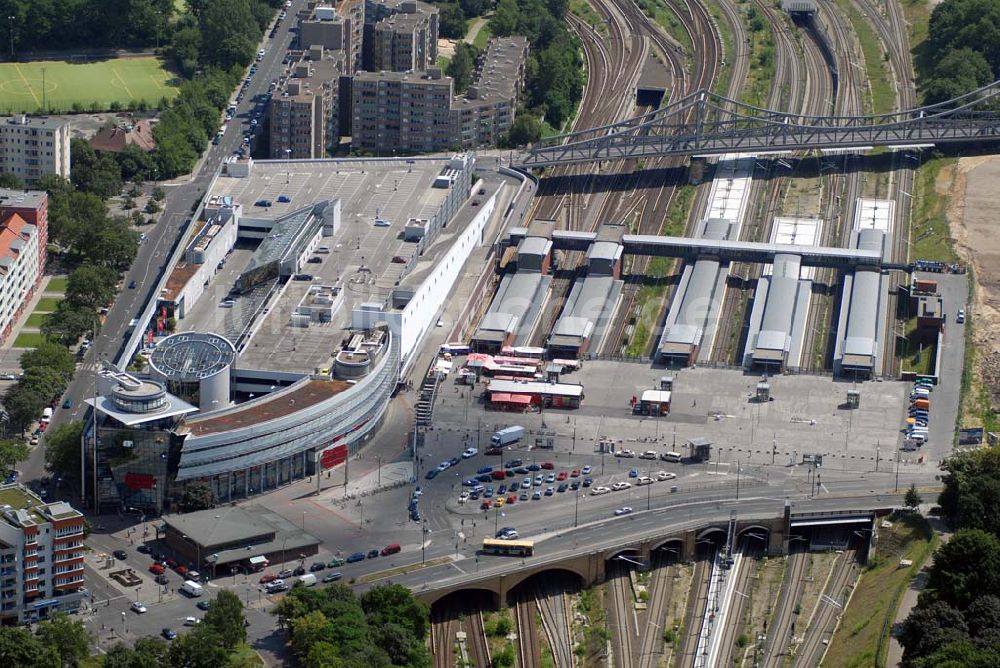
421,519,427,564
574,488,580,527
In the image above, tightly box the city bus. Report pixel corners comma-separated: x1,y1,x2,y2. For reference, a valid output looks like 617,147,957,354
481,538,534,557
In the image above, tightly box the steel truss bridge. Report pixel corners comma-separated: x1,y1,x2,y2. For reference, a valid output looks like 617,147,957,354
517,81,1000,168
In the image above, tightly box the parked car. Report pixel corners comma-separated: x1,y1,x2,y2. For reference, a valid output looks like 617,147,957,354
322,572,342,583
113,550,127,560
462,448,478,458
366,549,380,559
277,569,293,579
309,562,326,572
149,563,165,575
196,600,211,611
590,486,611,495
346,552,365,563
260,574,278,584
327,557,345,568
161,628,176,640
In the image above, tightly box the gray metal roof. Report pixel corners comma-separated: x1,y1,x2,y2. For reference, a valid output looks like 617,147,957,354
856,228,885,254
702,218,733,240
476,271,543,338
550,275,616,343
587,241,623,263
844,268,880,358
675,258,720,328
518,236,552,258
663,323,700,346
756,254,801,352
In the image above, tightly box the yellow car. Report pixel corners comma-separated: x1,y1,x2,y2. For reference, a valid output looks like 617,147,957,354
494,497,506,508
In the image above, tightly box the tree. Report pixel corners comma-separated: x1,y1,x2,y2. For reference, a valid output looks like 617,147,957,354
291,610,334,659
180,481,216,512
202,590,246,649
66,263,118,311
910,639,1000,668
438,2,467,39
166,626,230,668
922,48,993,104
44,420,84,476
905,483,923,511
0,628,60,667
446,42,479,93
938,448,1000,534
0,173,25,189
505,113,543,146
965,594,1000,647
152,186,166,201
304,641,342,668
490,0,520,36
900,600,969,660
0,439,30,474
35,611,91,668
144,198,161,214
927,529,1000,609
42,303,95,346
20,341,76,380
2,385,46,431
359,584,429,639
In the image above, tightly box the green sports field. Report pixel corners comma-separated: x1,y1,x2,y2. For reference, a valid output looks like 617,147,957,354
0,56,179,113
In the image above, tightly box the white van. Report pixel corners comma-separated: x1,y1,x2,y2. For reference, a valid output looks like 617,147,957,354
298,573,317,587
41,407,53,422
316,246,331,254
180,580,204,597
661,452,682,463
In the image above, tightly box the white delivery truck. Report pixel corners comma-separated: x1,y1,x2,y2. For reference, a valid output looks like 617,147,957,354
298,573,317,587
180,580,204,597
491,426,525,447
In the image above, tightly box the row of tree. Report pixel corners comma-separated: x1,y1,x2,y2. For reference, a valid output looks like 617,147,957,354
899,448,1000,665
0,0,174,54
922,0,1000,104
490,0,584,144
2,341,75,432
0,591,254,668
272,583,431,667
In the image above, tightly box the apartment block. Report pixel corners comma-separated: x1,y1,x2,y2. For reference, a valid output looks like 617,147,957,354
270,48,346,159
351,37,528,154
352,69,455,153
365,0,438,72
0,115,70,183
299,1,366,74
0,189,48,346
0,485,86,624
452,36,529,147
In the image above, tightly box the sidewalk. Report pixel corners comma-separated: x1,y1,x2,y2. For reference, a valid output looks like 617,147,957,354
885,512,948,667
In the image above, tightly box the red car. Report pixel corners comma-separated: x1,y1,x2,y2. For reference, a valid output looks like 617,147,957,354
175,565,188,577
541,462,555,470
570,469,581,477
480,500,492,510
38,423,47,433
166,558,178,568
149,563,165,575
506,494,517,505
259,573,278,584
556,471,568,481
491,470,506,480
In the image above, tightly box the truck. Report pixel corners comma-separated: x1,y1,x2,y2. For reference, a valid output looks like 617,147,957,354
41,407,53,422
298,573,317,587
491,426,525,447
180,580,204,597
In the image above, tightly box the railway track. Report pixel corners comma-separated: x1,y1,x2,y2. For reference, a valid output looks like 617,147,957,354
466,611,491,667
536,585,574,668
516,593,541,668
678,548,714,665
794,548,858,666
714,540,762,667
636,551,678,668
608,560,637,668
431,603,460,667
761,546,808,668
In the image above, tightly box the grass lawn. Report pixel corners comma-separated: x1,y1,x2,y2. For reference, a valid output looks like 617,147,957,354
0,56,179,113
13,332,49,348
437,55,451,71
25,313,47,328
569,0,606,34
472,22,492,50
824,512,937,668
45,276,68,293
836,0,895,115
227,643,264,667
34,297,62,312
910,157,959,263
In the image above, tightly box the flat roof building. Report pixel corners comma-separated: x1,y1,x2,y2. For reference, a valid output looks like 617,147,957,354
0,189,47,346
162,504,320,574
0,115,70,183
269,48,346,159
0,485,86,624
300,1,366,74
351,37,528,154
367,0,439,72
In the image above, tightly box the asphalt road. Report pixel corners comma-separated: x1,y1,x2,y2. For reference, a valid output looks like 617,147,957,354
23,1,308,489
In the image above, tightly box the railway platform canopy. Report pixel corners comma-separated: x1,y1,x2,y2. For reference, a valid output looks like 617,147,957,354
506,228,884,269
